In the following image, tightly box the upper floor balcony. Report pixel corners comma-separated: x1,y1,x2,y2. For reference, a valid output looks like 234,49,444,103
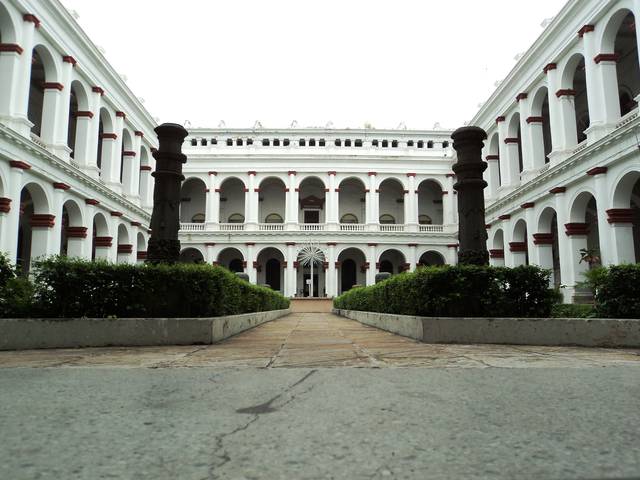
179,222,454,234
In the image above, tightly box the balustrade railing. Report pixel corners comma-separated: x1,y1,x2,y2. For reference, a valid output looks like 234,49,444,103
418,224,444,233
379,224,405,232
300,223,325,231
259,223,284,231
339,224,366,231
180,222,206,232
220,223,245,231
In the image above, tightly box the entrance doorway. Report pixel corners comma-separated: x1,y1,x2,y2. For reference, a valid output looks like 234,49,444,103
266,258,281,290
303,274,319,297
341,259,357,292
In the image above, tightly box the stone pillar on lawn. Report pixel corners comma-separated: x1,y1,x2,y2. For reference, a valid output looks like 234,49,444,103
146,123,188,264
451,126,489,265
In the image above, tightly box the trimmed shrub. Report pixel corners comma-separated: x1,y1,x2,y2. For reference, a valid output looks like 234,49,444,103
584,264,640,319
334,265,556,318
0,253,34,318
2,256,288,318
551,304,595,318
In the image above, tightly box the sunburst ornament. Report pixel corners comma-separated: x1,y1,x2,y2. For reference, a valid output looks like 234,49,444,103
298,243,325,298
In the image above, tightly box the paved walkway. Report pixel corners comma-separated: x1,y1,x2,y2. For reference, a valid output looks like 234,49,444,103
1,312,639,369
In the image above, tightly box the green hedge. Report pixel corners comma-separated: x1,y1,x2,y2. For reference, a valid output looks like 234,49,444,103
1,256,289,318
333,265,556,318
550,303,595,318
0,253,33,318
583,264,640,319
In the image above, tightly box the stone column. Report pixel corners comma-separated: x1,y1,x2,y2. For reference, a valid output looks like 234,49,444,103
367,172,378,230
5,163,28,263
607,209,636,264
286,242,296,297
408,243,417,271
451,126,489,265
564,222,590,302
326,242,337,297
11,15,37,138
285,171,297,229
40,83,66,150
405,173,417,231
50,184,67,255
496,117,511,189
366,243,377,285
443,174,455,225
246,171,258,228
326,172,338,229
94,235,112,261
591,168,613,266
552,187,573,302
0,44,23,126
581,25,608,142
527,116,546,171
485,156,500,199
544,63,568,163
51,57,75,161
147,123,188,263
533,233,556,287
246,242,256,283
517,93,535,180
139,165,153,210
30,214,56,263
205,172,218,229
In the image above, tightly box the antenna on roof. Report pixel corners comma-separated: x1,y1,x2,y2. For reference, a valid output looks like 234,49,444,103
184,120,191,128
326,121,334,128
396,121,407,130
218,120,226,128
290,120,298,128
253,120,263,129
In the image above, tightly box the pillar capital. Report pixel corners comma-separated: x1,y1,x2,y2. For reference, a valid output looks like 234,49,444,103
607,209,634,224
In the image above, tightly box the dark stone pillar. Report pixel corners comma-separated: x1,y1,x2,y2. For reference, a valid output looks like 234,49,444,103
451,126,489,266
146,123,189,264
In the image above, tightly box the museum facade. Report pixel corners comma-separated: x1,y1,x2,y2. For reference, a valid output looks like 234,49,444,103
0,0,638,300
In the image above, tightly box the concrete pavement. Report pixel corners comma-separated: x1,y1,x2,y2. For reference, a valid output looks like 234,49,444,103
1,313,639,480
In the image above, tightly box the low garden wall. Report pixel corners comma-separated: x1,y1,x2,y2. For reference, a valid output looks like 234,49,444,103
333,309,640,348
0,309,290,351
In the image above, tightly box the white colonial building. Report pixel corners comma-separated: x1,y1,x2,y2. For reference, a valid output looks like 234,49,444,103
178,128,458,297
0,0,638,301
477,0,640,302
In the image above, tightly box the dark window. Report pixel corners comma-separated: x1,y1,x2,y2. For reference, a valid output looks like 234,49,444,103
442,141,449,148
262,138,270,146
345,139,352,147
407,140,414,147
201,139,207,146
382,140,388,148
417,140,424,148
211,138,218,145
191,139,197,146
299,138,306,147
355,139,363,147
236,138,243,146
247,138,253,145
309,139,316,147
283,138,290,146
335,139,342,147
427,141,434,148
392,140,398,148
226,138,233,146
273,139,280,146
372,139,379,147
319,139,326,146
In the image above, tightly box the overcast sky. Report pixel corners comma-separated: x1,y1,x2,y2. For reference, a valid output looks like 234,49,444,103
59,0,566,130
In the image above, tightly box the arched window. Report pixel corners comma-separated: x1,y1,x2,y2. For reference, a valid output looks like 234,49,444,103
340,214,358,224
379,214,395,224
265,213,284,223
191,213,205,223
418,214,432,225
228,213,245,223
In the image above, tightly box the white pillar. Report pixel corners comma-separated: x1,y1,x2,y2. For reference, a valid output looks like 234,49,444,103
11,18,36,137
553,189,574,302
326,172,338,228
544,64,568,163
408,244,417,271
496,117,513,189
608,210,636,264
4,165,27,263
139,165,153,210
246,242,256,283
30,213,56,263
99,133,119,185
50,186,66,255
406,174,417,231
581,26,609,142
0,47,23,130
591,171,613,266
366,243,377,285
285,171,297,229
517,94,535,180
367,173,379,230
121,152,137,197
40,84,66,152
443,174,455,225
50,58,74,161
206,171,219,228
327,242,337,297
82,88,103,179
245,172,258,228
527,117,546,171
286,242,296,297
486,156,500,199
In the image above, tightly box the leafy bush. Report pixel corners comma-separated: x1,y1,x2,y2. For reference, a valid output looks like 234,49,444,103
1,256,288,318
334,265,556,318
0,253,34,318
551,303,595,318
582,264,640,319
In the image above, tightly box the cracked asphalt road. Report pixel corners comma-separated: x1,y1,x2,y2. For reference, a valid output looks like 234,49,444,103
1,313,640,479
